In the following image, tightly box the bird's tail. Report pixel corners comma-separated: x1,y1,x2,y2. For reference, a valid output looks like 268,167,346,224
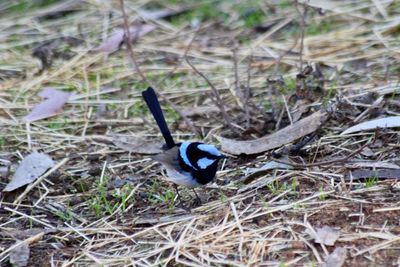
142,87,175,149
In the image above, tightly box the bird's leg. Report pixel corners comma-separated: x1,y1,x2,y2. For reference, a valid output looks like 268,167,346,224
192,189,202,205
173,184,183,203
173,184,192,211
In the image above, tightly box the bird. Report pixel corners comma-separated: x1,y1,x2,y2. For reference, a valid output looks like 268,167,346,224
142,87,225,203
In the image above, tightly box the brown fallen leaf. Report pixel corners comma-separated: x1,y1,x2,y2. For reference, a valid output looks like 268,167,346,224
23,88,72,122
9,241,30,267
307,226,340,246
219,110,328,155
93,24,155,53
347,169,400,180
3,152,54,192
112,134,163,154
321,247,347,267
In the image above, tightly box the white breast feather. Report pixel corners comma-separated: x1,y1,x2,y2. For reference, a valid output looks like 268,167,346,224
163,166,201,188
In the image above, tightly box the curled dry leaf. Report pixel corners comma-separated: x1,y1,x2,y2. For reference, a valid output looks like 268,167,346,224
307,226,340,246
341,116,400,135
321,247,347,267
93,24,155,53
3,152,55,192
112,134,163,154
9,241,30,267
23,88,72,122
219,110,328,155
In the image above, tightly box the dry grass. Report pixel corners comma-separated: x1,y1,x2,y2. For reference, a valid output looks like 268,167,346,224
1,0,400,266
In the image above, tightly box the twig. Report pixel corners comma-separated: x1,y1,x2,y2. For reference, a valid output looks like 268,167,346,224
0,231,46,263
295,0,308,71
185,55,233,129
232,46,243,107
282,94,293,125
244,54,252,128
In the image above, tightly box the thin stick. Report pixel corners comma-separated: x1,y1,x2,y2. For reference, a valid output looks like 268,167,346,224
3,207,55,229
295,0,308,71
185,55,233,129
25,122,32,151
0,231,45,262
244,54,252,128
232,46,243,107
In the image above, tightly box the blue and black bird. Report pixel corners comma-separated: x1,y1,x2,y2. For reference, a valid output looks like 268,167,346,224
142,87,225,201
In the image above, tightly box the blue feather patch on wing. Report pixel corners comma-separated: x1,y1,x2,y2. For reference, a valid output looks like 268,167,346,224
197,144,221,156
179,142,196,169
197,158,215,169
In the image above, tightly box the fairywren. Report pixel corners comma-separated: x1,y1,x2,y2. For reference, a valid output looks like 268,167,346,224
142,87,225,194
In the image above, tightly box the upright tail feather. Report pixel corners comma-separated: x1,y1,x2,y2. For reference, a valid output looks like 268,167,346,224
142,87,175,149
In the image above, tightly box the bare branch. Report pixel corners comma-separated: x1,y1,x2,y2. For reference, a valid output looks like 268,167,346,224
295,0,308,71
185,55,233,129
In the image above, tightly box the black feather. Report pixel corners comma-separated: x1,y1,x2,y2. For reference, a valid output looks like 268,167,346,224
142,87,175,149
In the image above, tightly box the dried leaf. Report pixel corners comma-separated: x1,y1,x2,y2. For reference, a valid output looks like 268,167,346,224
23,88,71,122
341,116,400,135
321,247,347,267
347,169,400,180
112,134,163,154
9,241,30,267
93,24,155,53
3,153,54,192
219,110,327,155
307,226,340,246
